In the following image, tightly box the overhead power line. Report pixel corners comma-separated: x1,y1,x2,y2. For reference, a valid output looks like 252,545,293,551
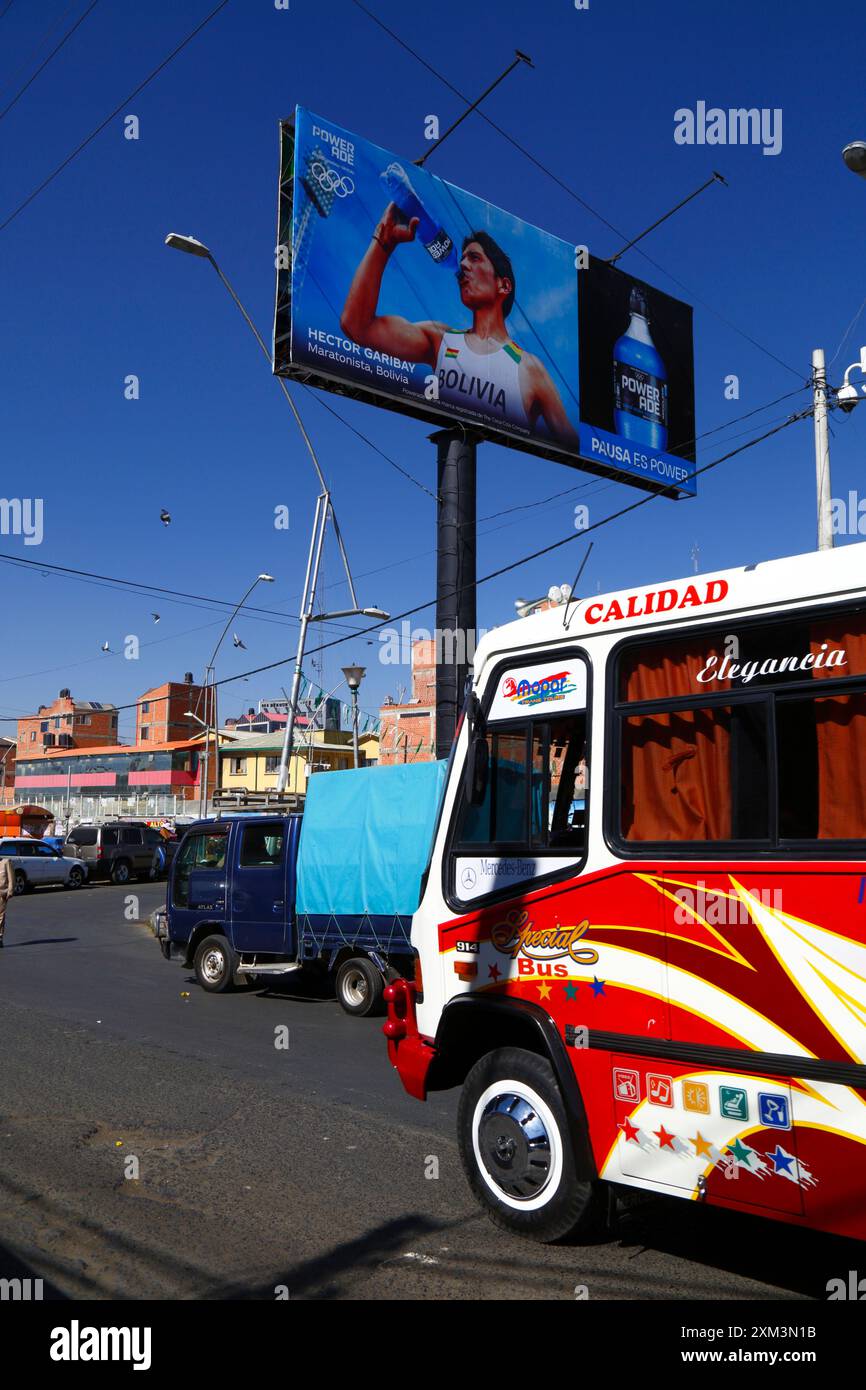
0,0,101,125
0,0,231,233
0,551,367,638
349,0,804,381
299,383,439,501
0,2,81,98
228,405,813,685
77,407,809,721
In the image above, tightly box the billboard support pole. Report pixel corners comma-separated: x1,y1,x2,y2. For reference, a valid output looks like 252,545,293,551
432,428,478,759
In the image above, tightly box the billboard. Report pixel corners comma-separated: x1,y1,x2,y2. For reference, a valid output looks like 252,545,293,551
273,107,696,497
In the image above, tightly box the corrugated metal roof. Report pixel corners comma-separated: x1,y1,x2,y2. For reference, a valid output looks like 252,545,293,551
220,733,354,755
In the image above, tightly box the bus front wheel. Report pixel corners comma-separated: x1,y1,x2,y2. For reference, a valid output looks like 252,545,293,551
457,1046,605,1243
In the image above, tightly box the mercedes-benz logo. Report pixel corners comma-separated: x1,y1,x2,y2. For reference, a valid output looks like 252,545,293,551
461,867,477,890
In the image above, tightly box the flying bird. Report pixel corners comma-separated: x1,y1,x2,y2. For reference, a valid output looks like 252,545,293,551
232,633,247,650
151,613,160,623
159,509,171,526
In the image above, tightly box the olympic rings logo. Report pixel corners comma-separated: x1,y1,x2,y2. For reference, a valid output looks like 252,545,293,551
309,162,355,198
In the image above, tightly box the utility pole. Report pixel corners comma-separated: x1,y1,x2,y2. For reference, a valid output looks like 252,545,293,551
812,348,835,552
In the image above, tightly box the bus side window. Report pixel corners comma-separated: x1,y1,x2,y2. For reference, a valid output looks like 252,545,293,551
453,712,588,853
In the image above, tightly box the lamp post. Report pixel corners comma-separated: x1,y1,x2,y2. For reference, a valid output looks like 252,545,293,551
164,233,388,795
184,572,274,815
341,665,366,768
277,600,387,792
183,710,210,817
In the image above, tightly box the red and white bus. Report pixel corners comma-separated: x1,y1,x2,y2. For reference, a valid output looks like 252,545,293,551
384,541,866,1242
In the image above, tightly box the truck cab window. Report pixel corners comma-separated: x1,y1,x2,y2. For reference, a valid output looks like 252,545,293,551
239,823,285,867
172,829,228,908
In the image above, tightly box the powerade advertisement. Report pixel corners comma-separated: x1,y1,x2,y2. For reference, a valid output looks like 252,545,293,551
577,256,696,494
273,107,696,497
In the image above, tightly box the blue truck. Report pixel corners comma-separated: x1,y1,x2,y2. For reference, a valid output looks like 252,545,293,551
157,761,447,1016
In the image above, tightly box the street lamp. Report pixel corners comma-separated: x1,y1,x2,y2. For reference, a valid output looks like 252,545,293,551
842,141,866,179
183,710,209,816
165,231,388,795
342,665,366,769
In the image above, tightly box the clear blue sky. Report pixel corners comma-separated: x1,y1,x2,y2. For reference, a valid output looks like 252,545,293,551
2,0,865,744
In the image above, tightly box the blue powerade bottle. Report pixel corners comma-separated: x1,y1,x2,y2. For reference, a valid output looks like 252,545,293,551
380,162,459,271
613,286,668,450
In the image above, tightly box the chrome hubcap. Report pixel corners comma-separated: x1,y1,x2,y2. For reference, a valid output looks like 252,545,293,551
478,1092,553,1201
202,949,225,983
343,971,367,1006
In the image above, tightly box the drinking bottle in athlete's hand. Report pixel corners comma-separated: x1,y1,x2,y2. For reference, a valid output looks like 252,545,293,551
613,286,668,451
379,163,460,271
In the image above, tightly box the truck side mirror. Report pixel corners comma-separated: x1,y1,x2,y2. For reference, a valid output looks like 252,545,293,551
465,732,489,806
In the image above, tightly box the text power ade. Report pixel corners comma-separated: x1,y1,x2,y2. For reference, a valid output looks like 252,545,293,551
380,163,459,271
613,286,668,450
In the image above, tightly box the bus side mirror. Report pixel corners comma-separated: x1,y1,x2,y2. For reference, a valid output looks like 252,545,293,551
465,732,489,806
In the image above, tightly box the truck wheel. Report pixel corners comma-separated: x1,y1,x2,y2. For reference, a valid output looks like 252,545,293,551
457,1046,605,1243
111,859,131,885
335,957,384,1017
193,934,237,994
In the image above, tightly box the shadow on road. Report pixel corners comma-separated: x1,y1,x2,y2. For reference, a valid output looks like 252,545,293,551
0,1239,68,1299
1,938,78,948
611,1190,859,1299
215,1215,450,1299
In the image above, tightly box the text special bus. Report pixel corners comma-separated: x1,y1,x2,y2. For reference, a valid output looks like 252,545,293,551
384,541,866,1242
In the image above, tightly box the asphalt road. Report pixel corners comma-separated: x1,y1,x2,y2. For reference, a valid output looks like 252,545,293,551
0,881,861,1301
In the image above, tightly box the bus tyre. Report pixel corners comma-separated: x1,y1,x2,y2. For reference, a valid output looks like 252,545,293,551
458,1046,604,1244
335,957,384,1017
193,934,237,994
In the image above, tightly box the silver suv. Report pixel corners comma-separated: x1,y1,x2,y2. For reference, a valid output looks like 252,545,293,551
64,822,165,885
0,838,89,894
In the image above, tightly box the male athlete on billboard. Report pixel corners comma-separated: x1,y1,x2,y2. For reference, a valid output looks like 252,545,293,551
341,203,577,443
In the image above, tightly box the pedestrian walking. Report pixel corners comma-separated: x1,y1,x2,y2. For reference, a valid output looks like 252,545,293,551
0,852,14,947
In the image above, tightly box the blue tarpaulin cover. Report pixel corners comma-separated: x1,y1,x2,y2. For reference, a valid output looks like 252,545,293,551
296,761,448,918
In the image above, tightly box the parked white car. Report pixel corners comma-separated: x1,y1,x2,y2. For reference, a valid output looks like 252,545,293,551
0,838,89,894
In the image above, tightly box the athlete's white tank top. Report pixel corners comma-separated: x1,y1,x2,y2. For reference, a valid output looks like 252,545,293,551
434,330,529,430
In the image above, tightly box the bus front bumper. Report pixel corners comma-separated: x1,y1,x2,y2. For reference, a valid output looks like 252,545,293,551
383,978,436,1101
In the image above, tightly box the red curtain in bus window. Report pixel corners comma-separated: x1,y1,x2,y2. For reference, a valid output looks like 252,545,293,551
811,621,866,838
622,648,731,842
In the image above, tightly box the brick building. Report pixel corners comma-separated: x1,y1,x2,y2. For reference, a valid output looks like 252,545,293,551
136,674,206,744
17,689,118,757
0,736,16,804
378,639,437,765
